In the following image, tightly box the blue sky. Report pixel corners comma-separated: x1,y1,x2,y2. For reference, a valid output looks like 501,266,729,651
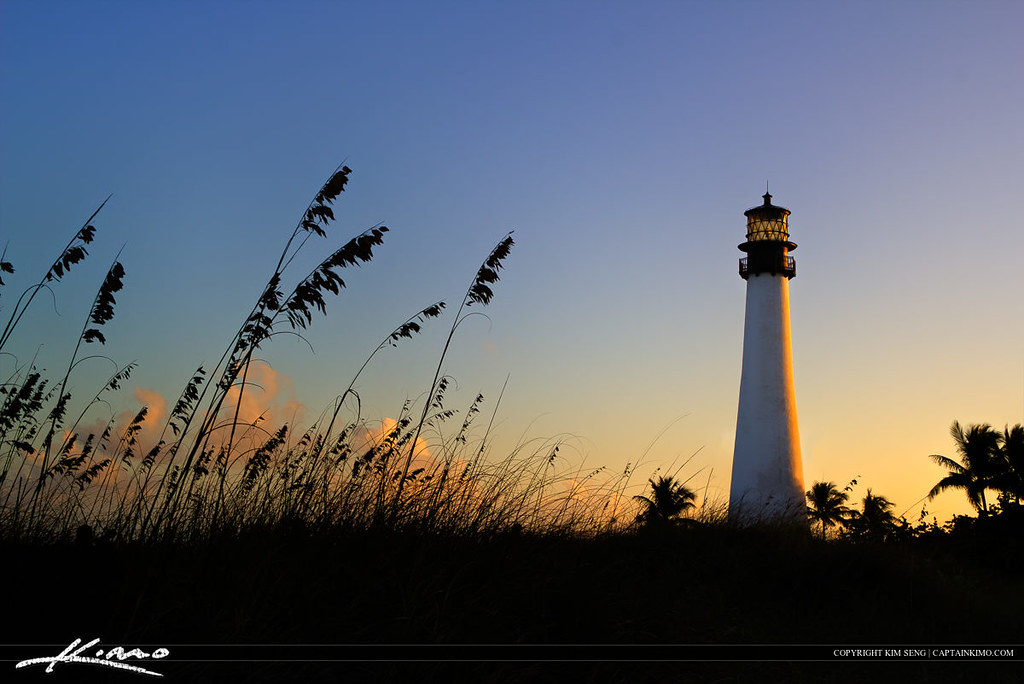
2,0,1022,520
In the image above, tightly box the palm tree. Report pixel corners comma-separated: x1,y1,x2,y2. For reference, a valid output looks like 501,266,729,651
991,424,1024,507
927,421,1001,514
805,481,851,540
633,475,696,527
851,489,897,538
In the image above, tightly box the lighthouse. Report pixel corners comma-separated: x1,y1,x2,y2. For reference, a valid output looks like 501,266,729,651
729,191,806,522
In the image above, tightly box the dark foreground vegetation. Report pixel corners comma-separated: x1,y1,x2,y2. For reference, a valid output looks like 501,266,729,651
3,518,1022,683
4,516,1023,644
3,168,1021,682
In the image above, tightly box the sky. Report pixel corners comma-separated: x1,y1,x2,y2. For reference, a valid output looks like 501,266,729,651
2,0,1022,523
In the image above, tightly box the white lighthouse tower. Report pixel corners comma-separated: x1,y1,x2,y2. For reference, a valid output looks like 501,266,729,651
729,191,806,522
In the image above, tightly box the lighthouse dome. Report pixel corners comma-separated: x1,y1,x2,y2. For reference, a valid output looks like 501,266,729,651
743,192,791,242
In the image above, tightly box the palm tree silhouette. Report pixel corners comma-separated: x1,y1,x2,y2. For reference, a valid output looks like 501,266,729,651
928,421,1001,514
633,475,696,527
991,424,1024,507
852,489,897,538
805,481,851,540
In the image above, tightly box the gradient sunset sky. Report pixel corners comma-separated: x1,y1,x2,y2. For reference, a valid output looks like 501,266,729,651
2,0,1022,522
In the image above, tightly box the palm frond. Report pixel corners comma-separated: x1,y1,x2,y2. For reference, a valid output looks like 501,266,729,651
927,453,966,473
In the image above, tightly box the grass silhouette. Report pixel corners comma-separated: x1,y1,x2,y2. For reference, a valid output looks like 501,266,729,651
2,166,654,554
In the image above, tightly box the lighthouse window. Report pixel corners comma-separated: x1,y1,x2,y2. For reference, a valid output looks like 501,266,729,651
746,216,789,242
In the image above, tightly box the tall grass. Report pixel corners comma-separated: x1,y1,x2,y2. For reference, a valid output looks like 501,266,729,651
0,166,644,546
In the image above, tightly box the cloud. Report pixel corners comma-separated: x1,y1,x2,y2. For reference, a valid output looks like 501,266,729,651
129,386,168,448
600,490,636,524
222,361,305,429
56,362,307,476
352,417,433,471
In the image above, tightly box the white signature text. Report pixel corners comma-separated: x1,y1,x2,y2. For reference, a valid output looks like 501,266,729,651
15,637,170,677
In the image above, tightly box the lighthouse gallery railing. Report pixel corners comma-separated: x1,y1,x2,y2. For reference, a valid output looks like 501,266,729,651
739,255,796,278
